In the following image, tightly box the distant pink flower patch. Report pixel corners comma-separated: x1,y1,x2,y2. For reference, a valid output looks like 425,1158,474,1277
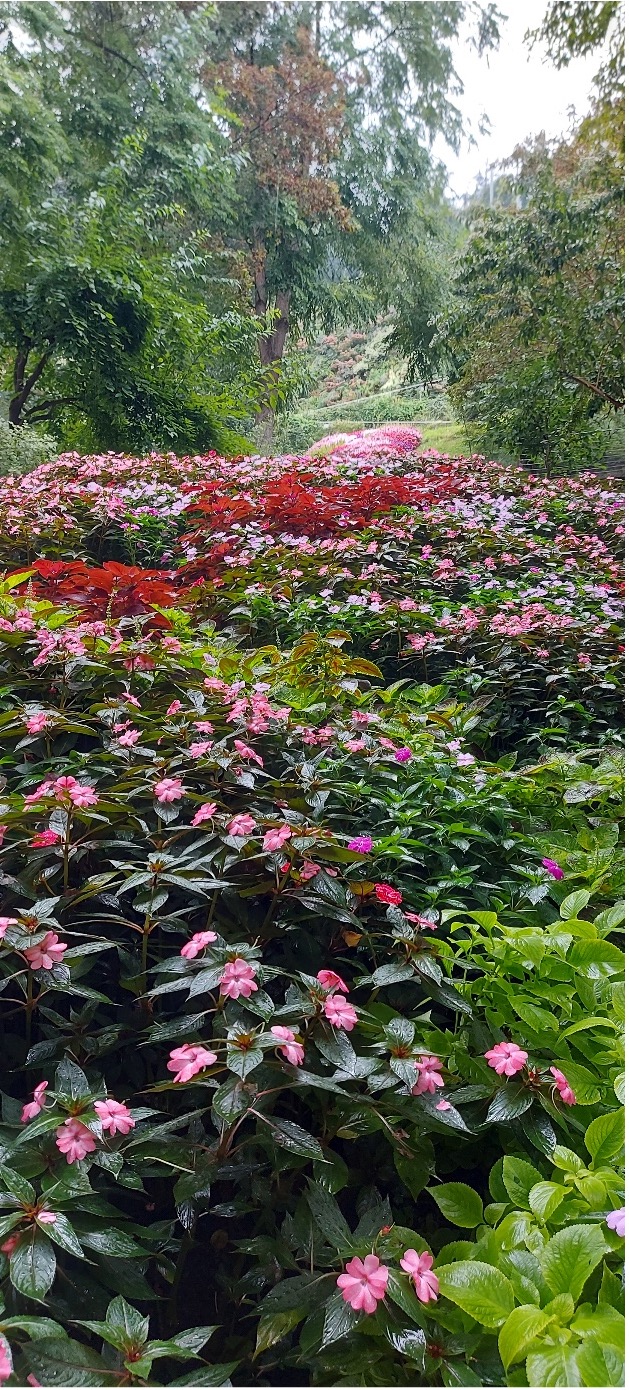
337,1254,388,1313
348,836,372,853
24,932,67,971
400,1249,439,1303
485,1042,528,1076
324,994,357,1030
271,1026,304,1066
227,813,256,837
317,968,349,994
194,720,214,733
22,1081,49,1123
549,1067,576,1105
456,753,476,767
191,802,218,826
220,958,258,1000
542,858,564,880
435,1100,452,1112
374,883,403,906
55,1118,97,1164
154,777,184,803
263,824,292,851
167,1043,217,1083
94,1099,135,1136
412,1056,444,1095
180,930,217,960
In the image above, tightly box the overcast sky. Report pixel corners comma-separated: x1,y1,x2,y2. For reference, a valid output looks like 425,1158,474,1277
433,0,603,198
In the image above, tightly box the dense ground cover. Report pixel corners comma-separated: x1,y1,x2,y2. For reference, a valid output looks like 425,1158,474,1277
0,426,624,1388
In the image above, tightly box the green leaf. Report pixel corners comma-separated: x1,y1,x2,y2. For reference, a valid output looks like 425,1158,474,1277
498,1305,552,1369
371,963,415,986
428,1183,484,1228
574,1339,624,1388
486,1087,533,1123
106,1294,150,1346
22,1337,110,1386
502,1157,541,1208
10,1229,56,1301
384,1269,426,1326
53,1058,91,1104
261,1274,332,1312
269,1119,324,1161
528,1182,566,1221
42,1213,84,1259
569,940,624,979
254,1309,304,1356
305,1182,353,1252
394,1150,430,1200
540,1224,607,1300
169,1363,239,1386
526,1344,582,1386
560,890,590,920
0,1164,36,1206
320,1291,360,1348
584,1109,624,1164
436,1261,515,1327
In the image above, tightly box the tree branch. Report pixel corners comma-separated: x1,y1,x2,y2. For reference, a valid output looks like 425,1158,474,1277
564,372,624,409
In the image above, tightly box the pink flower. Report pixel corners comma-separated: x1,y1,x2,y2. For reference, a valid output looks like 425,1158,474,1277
606,1207,625,1237
394,747,412,763
324,994,357,1030
24,932,67,971
154,777,184,804
21,1081,49,1123
549,1067,576,1105
348,836,372,853
55,1118,97,1164
69,783,98,808
271,1026,305,1066
400,1250,440,1303
220,958,258,999
337,1254,388,1313
227,813,256,837
36,1211,57,1224
316,969,349,994
233,739,263,767
167,1043,218,1084
0,826,6,847
94,1099,135,1136
117,729,141,747
263,824,292,851
189,741,212,759
191,802,218,826
0,917,18,938
374,883,403,906
412,1056,444,1095
26,713,49,734
485,1042,528,1076
180,930,217,960
166,700,182,715
24,780,54,805
0,1344,11,1384
0,1234,20,1256
542,858,564,880
49,776,99,808
456,753,476,767
435,1100,452,1111
194,720,214,733
405,912,437,930
30,830,61,848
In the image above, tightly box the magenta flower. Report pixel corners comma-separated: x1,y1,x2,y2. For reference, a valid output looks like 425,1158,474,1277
55,1118,97,1164
21,1080,49,1123
94,1099,135,1136
485,1041,528,1076
606,1208,625,1237
400,1249,440,1303
219,958,258,999
191,802,218,826
412,1056,444,1095
263,824,292,851
180,930,217,960
316,968,349,994
337,1254,388,1313
549,1066,576,1105
29,830,61,848
324,994,357,1030
167,1043,217,1084
374,883,403,906
394,747,412,763
271,1026,305,1066
348,836,372,853
154,777,184,804
24,932,67,971
542,858,564,880
0,1343,12,1384
227,813,256,837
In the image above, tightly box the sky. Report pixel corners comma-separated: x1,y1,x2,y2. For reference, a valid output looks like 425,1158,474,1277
433,0,603,199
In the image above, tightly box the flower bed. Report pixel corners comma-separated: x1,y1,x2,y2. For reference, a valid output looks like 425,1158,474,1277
0,430,624,1387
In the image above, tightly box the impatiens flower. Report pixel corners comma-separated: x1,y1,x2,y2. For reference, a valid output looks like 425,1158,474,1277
347,836,372,853
180,930,217,959
167,1043,218,1083
435,1100,452,1111
400,1249,440,1303
219,958,258,999
194,721,214,733
606,1208,625,1237
22,1080,49,1123
24,932,67,971
485,1041,528,1076
154,777,184,803
69,782,99,808
189,741,212,759
542,858,564,880
166,700,182,715
263,824,292,851
374,883,403,906
191,802,218,826
412,1056,444,1095
55,1118,97,1164
0,1234,20,1256
117,728,140,747
324,994,357,1030
0,1343,11,1384
94,1099,135,1136
271,1026,305,1066
30,830,61,848
317,968,349,993
394,747,412,763
549,1066,576,1105
36,1210,57,1224
24,780,54,805
26,712,49,734
227,813,256,837
0,917,18,938
405,912,438,930
337,1254,388,1313
233,739,263,767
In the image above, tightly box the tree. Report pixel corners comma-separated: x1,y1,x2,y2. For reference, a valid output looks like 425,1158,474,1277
528,1,625,105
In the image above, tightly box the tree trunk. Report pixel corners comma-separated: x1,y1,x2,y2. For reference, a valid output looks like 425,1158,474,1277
253,245,291,453
9,345,52,427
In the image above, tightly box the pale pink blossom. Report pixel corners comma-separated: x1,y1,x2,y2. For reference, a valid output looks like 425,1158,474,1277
24,780,54,805
412,1056,444,1095
324,994,357,1030
191,802,218,826
227,813,256,837
167,1043,217,1083
94,1099,135,1136
166,700,182,715
154,777,184,804
400,1249,440,1303
0,826,6,847
0,917,18,938
233,739,263,767
117,729,141,747
405,912,438,930
316,969,349,994
55,1118,97,1163
271,1026,305,1066
263,824,292,851
485,1042,528,1076
549,1067,576,1105
24,932,67,971
26,713,49,734
193,720,214,733
189,741,212,759
606,1208,625,1237
337,1254,388,1313
21,1081,49,1123
220,958,258,999
180,931,217,959
36,1210,56,1225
